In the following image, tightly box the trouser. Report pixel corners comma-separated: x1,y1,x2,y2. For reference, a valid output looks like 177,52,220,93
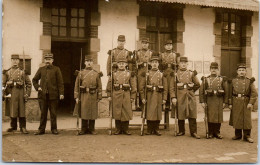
208,122,221,135
115,120,129,131
10,117,26,129
147,120,160,132
178,118,197,134
81,119,95,132
235,129,251,138
38,95,59,131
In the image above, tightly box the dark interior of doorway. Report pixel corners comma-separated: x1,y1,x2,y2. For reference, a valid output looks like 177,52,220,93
52,41,86,115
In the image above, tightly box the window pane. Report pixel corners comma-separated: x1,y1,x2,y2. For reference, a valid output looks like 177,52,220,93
231,14,235,23
79,18,85,27
60,17,66,26
79,9,85,17
52,27,58,36
71,18,78,27
79,28,85,37
231,23,235,31
150,17,156,27
71,8,78,17
52,16,59,26
60,8,66,16
60,27,66,36
222,22,228,31
223,13,228,21
71,28,78,37
52,8,58,15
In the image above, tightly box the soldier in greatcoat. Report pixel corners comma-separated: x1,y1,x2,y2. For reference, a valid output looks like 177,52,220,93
2,54,32,134
74,55,102,135
133,37,153,110
139,54,168,136
199,62,229,139
106,35,133,76
159,40,180,111
106,56,137,135
229,63,257,143
173,57,201,139
32,53,64,135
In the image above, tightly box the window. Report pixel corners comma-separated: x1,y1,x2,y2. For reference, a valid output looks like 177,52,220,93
221,13,241,47
51,8,86,39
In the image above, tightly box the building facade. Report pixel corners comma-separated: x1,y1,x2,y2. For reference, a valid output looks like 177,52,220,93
2,0,259,114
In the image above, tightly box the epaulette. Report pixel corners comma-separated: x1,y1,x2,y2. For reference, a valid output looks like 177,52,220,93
99,72,103,77
74,70,80,76
192,70,197,76
250,77,255,83
2,68,11,74
222,76,227,81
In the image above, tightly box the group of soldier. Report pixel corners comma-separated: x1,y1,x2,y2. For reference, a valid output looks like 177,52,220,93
2,34,257,143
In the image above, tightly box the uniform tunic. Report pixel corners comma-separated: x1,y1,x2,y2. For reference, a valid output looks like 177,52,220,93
134,49,153,91
74,68,102,120
159,51,179,94
229,76,257,129
106,47,133,76
174,69,200,120
106,70,137,121
139,69,168,120
3,66,32,117
199,75,228,123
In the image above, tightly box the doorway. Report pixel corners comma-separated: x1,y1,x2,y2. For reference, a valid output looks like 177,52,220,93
52,41,86,114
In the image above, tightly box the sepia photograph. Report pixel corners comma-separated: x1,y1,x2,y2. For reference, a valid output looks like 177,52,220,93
1,0,259,163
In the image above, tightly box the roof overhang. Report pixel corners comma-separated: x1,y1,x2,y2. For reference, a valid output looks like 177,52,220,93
140,0,259,12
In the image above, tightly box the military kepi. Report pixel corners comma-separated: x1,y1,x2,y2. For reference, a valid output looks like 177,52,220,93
237,63,246,69
165,39,172,45
180,56,188,62
85,54,93,61
118,35,126,42
44,53,53,59
210,62,218,69
11,54,19,59
141,37,149,43
150,54,159,61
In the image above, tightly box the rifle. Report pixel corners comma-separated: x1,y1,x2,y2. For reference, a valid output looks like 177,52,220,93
173,62,178,136
22,48,28,102
135,34,140,111
75,48,83,135
140,64,148,136
202,53,209,139
108,34,114,135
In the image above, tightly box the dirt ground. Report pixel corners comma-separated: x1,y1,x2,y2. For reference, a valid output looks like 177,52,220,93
2,120,258,163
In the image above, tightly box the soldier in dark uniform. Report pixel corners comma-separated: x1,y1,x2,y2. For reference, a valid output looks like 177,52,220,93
174,57,200,139
32,53,64,135
199,62,229,139
106,56,137,135
2,54,32,134
229,63,257,143
74,55,102,135
139,54,168,136
159,40,180,111
133,37,154,110
106,35,133,76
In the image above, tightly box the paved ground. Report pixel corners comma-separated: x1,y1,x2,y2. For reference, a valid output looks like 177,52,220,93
1,111,258,163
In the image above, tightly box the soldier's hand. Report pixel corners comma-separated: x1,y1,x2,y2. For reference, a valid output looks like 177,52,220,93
247,104,253,110
201,103,205,108
229,105,232,109
131,98,135,103
38,87,42,91
75,98,79,104
108,97,112,101
171,98,177,106
162,100,166,104
60,95,64,100
222,103,226,109
142,99,146,104
24,94,28,102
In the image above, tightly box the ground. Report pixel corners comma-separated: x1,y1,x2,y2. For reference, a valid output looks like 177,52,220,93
2,120,258,163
